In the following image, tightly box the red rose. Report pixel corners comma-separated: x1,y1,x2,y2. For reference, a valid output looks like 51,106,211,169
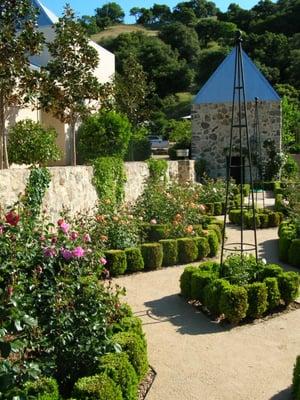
5,211,20,226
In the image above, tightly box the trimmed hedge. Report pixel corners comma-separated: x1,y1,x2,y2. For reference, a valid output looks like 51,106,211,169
245,282,268,319
264,277,281,311
112,316,144,339
105,250,127,276
190,268,219,302
73,373,123,400
258,264,283,280
203,278,230,316
23,377,59,400
146,224,168,242
278,271,300,305
180,266,199,298
112,332,148,381
293,356,300,400
140,243,163,270
99,352,138,400
194,236,210,260
125,247,144,273
219,284,248,324
207,224,222,242
207,230,219,257
288,239,300,267
177,238,198,264
229,208,282,229
159,239,178,266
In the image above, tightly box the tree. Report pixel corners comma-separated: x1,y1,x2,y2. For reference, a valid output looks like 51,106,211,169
130,7,142,22
39,5,101,166
136,8,154,25
195,19,237,46
95,2,125,28
151,4,172,23
172,3,198,26
0,0,43,169
79,15,99,35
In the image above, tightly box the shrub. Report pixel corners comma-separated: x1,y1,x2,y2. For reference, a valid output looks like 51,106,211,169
194,237,210,260
219,284,248,324
229,209,241,224
293,356,300,400
264,277,281,311
125,248,144,273
177,238,198,264
112,332,148,381
125,136,151,161
244,212,260,229
245,282,268,319
180,266,199,298
207,224,222,242
268,211,281,227
207,230,219,257
99,352,138,400
112,316,144,339
243,184,250,197
147,158,168,182
203,278,231,316
77,110,132,161
258,264,283,280
140,243,163,270
190,269,218,302
288,239,300,267
146,224,168,242
105,250,127,276
279,235,293,262
213,202,223,216
204,203,214,215
8,119,61,165
23,377,59,400
159,239,178,266
278,272,300,305
73,373,123,400
258,213,269,229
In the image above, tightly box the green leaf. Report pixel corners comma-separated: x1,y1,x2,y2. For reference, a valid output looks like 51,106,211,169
23,315,37,327
14,320,22,332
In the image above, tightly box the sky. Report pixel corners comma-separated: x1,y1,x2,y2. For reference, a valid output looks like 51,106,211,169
41,0,259,23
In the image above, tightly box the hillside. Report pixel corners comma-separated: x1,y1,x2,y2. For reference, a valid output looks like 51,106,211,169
91,24,159,42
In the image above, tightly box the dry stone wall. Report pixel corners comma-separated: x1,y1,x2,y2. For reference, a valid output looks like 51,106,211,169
191,101,281,178
0,161,195,221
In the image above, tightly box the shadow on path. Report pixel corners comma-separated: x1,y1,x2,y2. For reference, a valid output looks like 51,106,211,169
143,293,227,336
269,387,291,400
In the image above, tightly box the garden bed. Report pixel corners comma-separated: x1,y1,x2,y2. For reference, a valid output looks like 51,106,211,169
229,208,283,229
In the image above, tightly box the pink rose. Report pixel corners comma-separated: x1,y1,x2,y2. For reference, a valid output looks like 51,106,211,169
59,221,70,234
100,257,107,265
102,268,110,279
0,225,4,234
70,231,79,241
72,246,85,258
83,233,91,243
43,247,56,258
61,248,73,260
51,236,58,244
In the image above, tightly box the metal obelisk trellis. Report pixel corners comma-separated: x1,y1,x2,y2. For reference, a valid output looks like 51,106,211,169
253,97,265,208
220,31,258,265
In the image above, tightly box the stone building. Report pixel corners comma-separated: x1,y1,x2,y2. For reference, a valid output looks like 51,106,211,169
191,48,281,182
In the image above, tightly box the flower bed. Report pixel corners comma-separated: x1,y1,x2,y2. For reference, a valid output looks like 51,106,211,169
278,220,300,267
229,208,283,229
180,255,300,325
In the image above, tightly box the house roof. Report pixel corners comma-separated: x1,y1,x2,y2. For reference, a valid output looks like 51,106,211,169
193,48,280,104
32,0,58,26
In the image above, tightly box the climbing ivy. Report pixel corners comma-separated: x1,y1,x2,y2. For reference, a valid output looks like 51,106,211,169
147,158,168,182
92,157,126,209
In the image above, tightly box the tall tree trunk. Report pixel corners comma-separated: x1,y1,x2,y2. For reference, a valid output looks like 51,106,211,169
70,120,76,166
0,94,5,170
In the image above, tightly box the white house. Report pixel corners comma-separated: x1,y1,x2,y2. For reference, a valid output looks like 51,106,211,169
8,0,115,165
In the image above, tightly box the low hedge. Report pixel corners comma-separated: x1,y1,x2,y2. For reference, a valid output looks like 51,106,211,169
159,239,178,266
73,373,123,400
293,355,300,400
207,230,219,257
288,239,300,267
112,316,144,339
143,223,168,242
140,243,163,270
125,247,144,273
190,264,220,302
219,284,248,324
207,224,222,242
177,238,198,264
264,277,281,311
278,221,298,265
245,282,268,319
105,250,127,276
23,377,59,400
229,208,282,229
180,265,199,298
194,236,210,260
278,271,300,305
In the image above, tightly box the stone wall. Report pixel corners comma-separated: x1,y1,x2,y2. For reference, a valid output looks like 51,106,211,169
191,101,281,179
0,160,195,221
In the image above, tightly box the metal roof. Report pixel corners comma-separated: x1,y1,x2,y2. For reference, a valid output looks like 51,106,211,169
32,0,58,26
193,48,280,104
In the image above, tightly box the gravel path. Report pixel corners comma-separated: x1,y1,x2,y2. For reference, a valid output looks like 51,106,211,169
115,225,300,400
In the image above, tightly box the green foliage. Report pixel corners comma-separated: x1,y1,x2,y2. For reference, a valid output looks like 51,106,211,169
278,271,300,305
177,238,198,264
144,223,168,242
73,373,123,400
112,332,148,381
293,356,300,400
96,2,125,28
281,96,300,149
147,158,168,182
23,167,51,221
258,264,283,280
288,239,300,267
245,282,268,319
125,247,144,273
219,285,248,325
105,250,127,276
92,157,126,208
99,352,138,400
8,120,61,165
23,377,59,400
112,316,144,338
140,243,163,270
125,128,151,161
190,268,219,302
159,239,178,266
77,110,132,162
268,211,281,227
207,230,219,257
203,278,231,316
194,237,210,260
180,265,198,298
264,277,281,311
207,224,221,242
220,254,264,285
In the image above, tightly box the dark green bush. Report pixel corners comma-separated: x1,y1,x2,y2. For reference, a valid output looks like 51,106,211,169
159,239,178,266
204,203,214,215
288,239,300,267
243,184,250,197
112,316,144,339
99,352,138,400
177,238,198,264
112,332,148,381
125,248,144,273
229,209,241,224
105,250,127,276
244,212,260,229
213,202,223,216
203,278,231,316
258,213,269,229
190,269,218,302
245,282,268,319
219,284,248,324
279,227,296,262
180,266,199,298
140,243,163,270
125,137,151,161
278,272,300,305
258,264,283,280
23,377,59,400
268,211,281,227
264,277,281,311
207,230,219,257
194,237,210,260
207,224,222,242
73,373,123,400
146,224,168,242
292,355,300,400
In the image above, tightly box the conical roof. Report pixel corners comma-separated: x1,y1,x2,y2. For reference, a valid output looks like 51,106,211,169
193,48,280,104
32,0,58,26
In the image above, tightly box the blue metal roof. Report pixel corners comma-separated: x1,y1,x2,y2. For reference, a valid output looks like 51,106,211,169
32,0,58,26
193,48,280,104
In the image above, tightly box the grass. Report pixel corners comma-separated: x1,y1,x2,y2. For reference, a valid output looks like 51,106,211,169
91,24,159,42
